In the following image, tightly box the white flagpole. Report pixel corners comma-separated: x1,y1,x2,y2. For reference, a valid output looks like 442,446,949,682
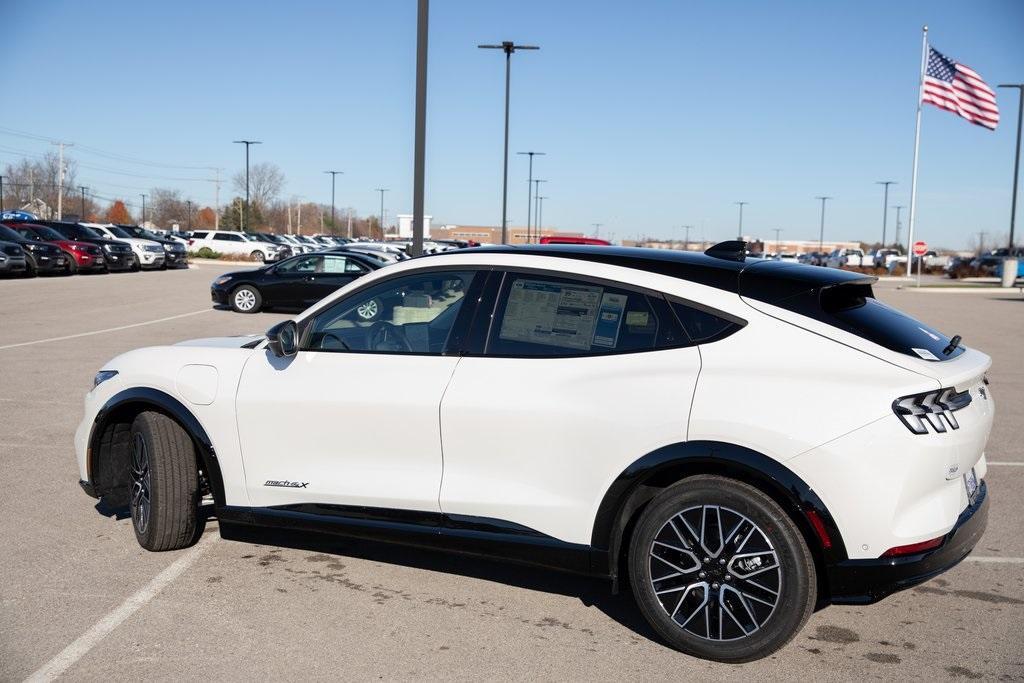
907,25,929,284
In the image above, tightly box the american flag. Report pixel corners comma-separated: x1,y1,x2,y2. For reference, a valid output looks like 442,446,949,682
922,47,999,130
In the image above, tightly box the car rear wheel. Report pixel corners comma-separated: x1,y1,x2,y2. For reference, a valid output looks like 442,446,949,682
231,285,262,313
628,475,816,663
250,250,266,263
129,412,202,551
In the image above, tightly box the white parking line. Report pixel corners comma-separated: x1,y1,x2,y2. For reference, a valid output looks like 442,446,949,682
964,556,1024,564
0,309,213,351
986,461,1023,467
24,532,218,682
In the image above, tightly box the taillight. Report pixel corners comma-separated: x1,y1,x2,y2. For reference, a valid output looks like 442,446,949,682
892,387,972,435
881,536,944,557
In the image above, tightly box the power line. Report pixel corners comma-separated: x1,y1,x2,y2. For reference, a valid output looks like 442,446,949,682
0,126,214,170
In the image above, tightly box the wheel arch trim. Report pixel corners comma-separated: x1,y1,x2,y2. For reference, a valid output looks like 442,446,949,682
87,387,225,506
591,440,848,579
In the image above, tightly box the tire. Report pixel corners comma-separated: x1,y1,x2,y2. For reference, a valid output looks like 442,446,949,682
66,258,77,275
628,475,816,663
23,259,37,278
129,412,202,551
230,284,262,313
131,257,141,272
355,297,383,322
250,250,266,263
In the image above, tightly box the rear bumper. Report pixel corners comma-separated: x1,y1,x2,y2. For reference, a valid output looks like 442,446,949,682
827,480,988,604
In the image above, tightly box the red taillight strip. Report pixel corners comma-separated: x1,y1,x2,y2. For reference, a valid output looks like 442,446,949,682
881,536,944,558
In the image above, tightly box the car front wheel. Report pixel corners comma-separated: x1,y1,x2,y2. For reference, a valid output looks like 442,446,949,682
129,412,202,551
230,285,262,313
250,250,266,263
628,475,816,663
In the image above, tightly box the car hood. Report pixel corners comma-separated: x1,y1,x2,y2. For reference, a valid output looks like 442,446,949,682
174,335,264,349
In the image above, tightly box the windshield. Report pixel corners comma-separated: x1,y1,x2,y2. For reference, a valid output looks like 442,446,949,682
75,225,103,239
34,226,65,240
106,226,132,238
0,224,22,241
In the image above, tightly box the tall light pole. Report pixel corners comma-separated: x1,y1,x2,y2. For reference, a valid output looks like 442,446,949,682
893,205,905,247
998,84,1024,250
517,151,545,243
773,228,783,255
411,0,429,257
815,196,832,255
532,179,546,241
876,181,896,247
325,171,343,232
592,223,603,238
478,40,540,244
233,140,261,231
734,201,748,239
376,188,389,239
537,196,548,235
139,193,147,226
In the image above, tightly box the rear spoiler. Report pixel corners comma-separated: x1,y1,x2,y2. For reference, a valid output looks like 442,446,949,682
738,260,877,311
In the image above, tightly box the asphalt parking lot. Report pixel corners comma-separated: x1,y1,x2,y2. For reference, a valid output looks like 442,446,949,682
1,265,1022,681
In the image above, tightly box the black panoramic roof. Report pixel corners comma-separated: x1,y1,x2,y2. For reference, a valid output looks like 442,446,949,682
439,244,875,298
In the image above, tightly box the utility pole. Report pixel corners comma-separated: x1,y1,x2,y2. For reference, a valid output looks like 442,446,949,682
478,40,540,244
592,223,603,238
773,228,783,255
815,196,832,255
893,205,904,247
681,225,693,251
140,194,147,226
517,151,545,244
186,200,192,232
214,168,221,229
78,185,87,219
531,179,546,241
297,202,302,235
977,231,987,255
537,196,548,235
876,181,896,247
376,188,389,239
998,84,1024,250
52,141,72,220
233,140,261,231
734,201,748,239
411,0,429,256
0,175,5,211
325,171,343,232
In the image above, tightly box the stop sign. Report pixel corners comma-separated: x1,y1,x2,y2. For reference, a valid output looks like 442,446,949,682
913,241,928,256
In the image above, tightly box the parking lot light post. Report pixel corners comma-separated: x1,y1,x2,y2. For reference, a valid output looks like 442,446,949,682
734,201,748,239
876,181,896,247
773,228,783,255
531,179,546,242
998,84,1024,250
815,196,832,256
186,200,192,232
893,205,904,247
517,151,545,244
140,194,147,227
325,171,343,232
537,196,548,235
376,188,389,239
478,41,540,244
233,140,262,231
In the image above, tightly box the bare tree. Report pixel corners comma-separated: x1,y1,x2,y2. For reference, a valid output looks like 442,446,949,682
149,188,188,228
2,152,77,216
232,162,285,215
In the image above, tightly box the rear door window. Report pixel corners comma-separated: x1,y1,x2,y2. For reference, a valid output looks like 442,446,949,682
484,272,686,357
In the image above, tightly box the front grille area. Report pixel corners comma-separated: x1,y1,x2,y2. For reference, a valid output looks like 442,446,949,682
3,245,23,256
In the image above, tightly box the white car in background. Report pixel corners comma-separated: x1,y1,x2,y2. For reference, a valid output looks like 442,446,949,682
826,248,868,269
189,230,286,262
76,241,992,663
276,235,313,254
83,222,165,270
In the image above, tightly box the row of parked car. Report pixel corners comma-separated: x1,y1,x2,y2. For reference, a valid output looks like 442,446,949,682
0,220,189,276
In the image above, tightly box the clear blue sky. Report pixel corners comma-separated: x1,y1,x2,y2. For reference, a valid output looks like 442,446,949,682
2,0,1022,248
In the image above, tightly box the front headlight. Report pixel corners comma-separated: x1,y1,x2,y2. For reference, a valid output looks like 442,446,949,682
93,370,119,389
213,276,232,286
892,387,972,434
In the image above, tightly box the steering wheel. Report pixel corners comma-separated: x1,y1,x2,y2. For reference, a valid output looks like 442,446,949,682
320,332,350,351
368,321,412,353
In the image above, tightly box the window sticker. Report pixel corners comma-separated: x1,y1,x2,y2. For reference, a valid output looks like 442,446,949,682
911,347,940,361
592,293,627,347
625,310,649,327
322,257,348,273
498,279,603,350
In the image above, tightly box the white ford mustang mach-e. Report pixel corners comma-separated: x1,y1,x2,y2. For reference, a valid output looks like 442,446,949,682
76,242,992,662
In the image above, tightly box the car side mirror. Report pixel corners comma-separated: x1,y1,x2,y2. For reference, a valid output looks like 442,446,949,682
266,320,298,358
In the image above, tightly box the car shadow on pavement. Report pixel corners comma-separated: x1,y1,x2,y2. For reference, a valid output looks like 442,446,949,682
218,522,662,644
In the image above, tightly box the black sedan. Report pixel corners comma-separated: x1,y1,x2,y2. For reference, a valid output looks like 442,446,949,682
211,251,383,313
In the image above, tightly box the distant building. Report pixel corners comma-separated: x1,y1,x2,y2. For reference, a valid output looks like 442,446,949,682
396,214,432,239
432,225,584,245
